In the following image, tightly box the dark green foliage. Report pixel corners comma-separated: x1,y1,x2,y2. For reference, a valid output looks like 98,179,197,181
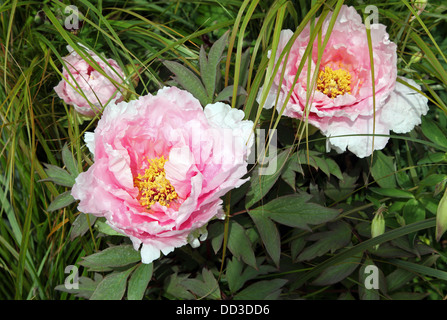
1,0,447,301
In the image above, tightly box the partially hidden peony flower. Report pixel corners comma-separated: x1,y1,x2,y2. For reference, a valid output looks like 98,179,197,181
410,0,427,21
258,5,429,158
71,86,254,264
54,45,125,117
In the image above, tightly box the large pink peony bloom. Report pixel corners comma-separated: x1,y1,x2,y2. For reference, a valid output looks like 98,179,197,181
258,5,428,158
71,86,254,264
54,46,125,117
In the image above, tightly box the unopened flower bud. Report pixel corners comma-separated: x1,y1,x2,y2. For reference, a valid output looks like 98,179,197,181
371,205,386,249
408,51,424,66
436,188,447,242
410,0,427,21
413,0,427,11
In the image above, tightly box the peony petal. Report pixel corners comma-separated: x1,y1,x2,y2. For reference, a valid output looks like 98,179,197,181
84,132,96,157
380,77,429,134
325,112,390,158
256,5,419,159
54,47,125,116
140,243,161,264
165,146,196,199
204,102,254,159
71,87,254,264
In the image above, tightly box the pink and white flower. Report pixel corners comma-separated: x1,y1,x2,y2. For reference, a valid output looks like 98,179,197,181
258,5,429,158
71,86,253,264
54,45,125,117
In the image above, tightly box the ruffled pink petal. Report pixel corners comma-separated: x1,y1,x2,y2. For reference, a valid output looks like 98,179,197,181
71,86,254,264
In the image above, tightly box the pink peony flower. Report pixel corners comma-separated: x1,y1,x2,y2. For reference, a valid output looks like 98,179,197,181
54,45,125,117
71,86,254,264
258,5,429,158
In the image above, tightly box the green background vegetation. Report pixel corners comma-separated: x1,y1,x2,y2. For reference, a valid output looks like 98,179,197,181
1,0,447,300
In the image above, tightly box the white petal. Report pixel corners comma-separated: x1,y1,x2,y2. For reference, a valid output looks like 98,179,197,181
161,246,175,256
187,225,209,248
257,84,280,110
325,113,390,158
84,132,95,156
204,102,243,128
189,237,200,248
204,102,254,156
381,77,429,134
140,243,160,264
199,230,208,241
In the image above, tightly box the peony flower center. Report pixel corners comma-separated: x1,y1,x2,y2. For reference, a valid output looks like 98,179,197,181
134,156,178,208
317,66,352,98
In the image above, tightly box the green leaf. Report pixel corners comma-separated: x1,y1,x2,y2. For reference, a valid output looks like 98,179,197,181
247,209,281,267
311,253,362,286
250,194,340,231
390,258,447,281
370,187,414,199
297,221,352,261
403,199,426,245
421,117,447,150
199,45,208,86
313,156,330,178
62,143,79,178
225,258,244,294
127,263,153,300
291,218,436,290
290,234,306,261
233,279,288,300
324,172,358,202
371,243,415,259
182,268,221,300
47,191,75,212
417,152,446,165
90,268,134,300
163,60,209,106
208,221,224,254
403,199,426,225
324,157,343,180
95,219,125,237
386,255,438,292
201,31,229,100
79,245,141,271
419,173,447,189
226,257,276,294
370,151,397,188
41,163,76,187
391,236,435,257
69,213,97,241
245,148,291,209
55,274,103,300
280,160,298,191
164,273,195,300
227,220,257,269
296,150,319,170
215,85,247,103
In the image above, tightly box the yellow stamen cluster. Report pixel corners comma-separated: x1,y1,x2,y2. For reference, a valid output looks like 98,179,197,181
317,66,352,98
134,156,178,208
